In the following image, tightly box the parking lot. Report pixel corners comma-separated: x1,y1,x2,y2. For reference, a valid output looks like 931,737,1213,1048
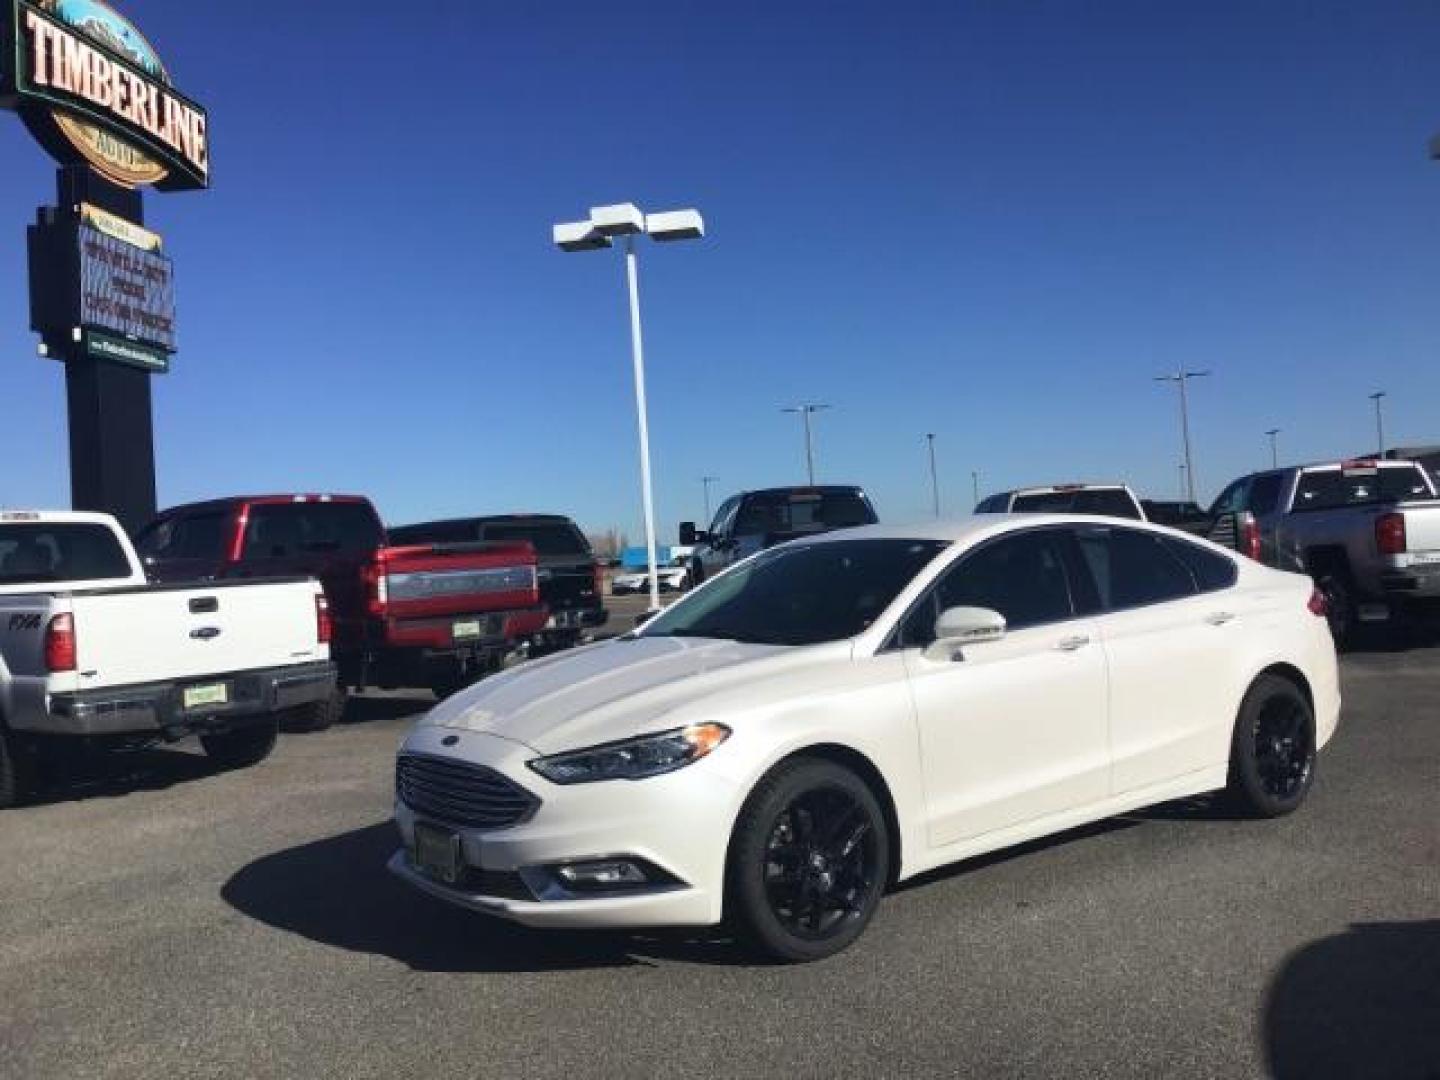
0,636,1434,1080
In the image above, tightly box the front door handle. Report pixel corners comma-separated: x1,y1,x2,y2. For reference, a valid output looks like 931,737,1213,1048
1206,611,1236,626
1055,635,1091,652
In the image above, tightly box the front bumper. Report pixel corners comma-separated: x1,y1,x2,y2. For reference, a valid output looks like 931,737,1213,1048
38,660,336,738
388,727,741,929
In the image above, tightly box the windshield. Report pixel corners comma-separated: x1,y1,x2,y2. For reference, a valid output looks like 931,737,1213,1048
642,538,945,647
733,490,877,536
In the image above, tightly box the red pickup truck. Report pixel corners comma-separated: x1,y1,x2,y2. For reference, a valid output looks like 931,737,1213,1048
135,495,547,723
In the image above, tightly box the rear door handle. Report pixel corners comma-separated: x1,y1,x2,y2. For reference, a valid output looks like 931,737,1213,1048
1055,635,1091,652
1206,611,1236,626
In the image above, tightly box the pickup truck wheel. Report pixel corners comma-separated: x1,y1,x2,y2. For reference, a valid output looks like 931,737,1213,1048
1224,674,1316,818
1317,571,1357,648
201,721,278,771
283,688,343,732
0,731,30,809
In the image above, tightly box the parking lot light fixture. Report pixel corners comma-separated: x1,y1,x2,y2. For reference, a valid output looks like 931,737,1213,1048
1154,370,1210,504
554,202,706,612
701,475,719,525
971,470,980,508
1266,429,1281,469
782,404,830,486
926,434,940,518
1369,391,1387,457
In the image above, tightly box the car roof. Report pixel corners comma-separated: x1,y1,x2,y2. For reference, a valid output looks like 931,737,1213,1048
1010,483,1132,496
741,485,868,498
794,513,1177,546
155,494,373,515
392,514,577,529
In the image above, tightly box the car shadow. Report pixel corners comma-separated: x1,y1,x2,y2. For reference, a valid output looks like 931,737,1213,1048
1340,616,1440,655
1263,920,1440,1079
339,693,431,726
220,821,746,973
23,744,219,808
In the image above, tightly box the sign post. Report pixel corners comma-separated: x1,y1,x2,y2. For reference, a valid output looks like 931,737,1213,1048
3,0,208,533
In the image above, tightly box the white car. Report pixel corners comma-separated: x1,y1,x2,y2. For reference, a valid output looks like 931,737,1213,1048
611,565,690,594
390,516,1340,961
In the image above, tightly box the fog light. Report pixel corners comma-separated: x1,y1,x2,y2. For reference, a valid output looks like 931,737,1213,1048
557,860,648,887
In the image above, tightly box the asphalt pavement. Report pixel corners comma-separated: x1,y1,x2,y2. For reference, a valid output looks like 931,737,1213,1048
1,640,1436,1079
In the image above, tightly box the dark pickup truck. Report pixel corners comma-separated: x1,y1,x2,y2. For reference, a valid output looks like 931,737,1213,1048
678,485,879,584
388,514,607,654
136,495,547,714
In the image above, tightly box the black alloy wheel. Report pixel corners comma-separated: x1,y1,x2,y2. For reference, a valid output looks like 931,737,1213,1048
1225,674,1317,818
727,759,889,962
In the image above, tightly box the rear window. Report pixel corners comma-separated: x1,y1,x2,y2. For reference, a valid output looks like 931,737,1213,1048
734,491,876,535
135,511,227,562
242,503,382,559
0,523,132,585
1292,466,1432,512
388,520,477,546
1012,489,1139,518
480,522,590,557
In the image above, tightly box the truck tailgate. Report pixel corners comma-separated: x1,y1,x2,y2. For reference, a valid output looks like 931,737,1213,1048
377,543,539,619
70,579,324,688
1402,503,1440,556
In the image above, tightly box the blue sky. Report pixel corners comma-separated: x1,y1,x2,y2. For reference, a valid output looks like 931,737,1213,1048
2,1,1437,540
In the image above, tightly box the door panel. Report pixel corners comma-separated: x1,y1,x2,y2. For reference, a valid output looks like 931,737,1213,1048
903,620,1108,847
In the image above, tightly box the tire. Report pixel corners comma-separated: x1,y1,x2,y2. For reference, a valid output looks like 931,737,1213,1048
0,730,28,809
726,758,890,963
1224,674,1317,818
201,720,278,771
1316,569,1358,649
284,687,344,732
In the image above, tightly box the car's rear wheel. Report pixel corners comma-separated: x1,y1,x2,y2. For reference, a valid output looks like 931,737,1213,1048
1317,569,1357,648
0,730,28,809
201,720,278,771
1225,674,1316,817
726,758,889,963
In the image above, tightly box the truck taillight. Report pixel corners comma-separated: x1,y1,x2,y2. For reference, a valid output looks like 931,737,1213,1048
1307,587,1329,617
1376,512,1407,556
44,613,77,672
1240,512,1262,561
315,594,333,644
362,561,389,615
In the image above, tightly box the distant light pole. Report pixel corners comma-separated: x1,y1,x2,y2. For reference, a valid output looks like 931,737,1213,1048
1178,463,1187,501
782,403,830,485
1265,428,1281,469
971,470,980,508
553,202,704,611
925,434,940,518
1154,370,1210,504
1369,391,1387,457
701,475,719,525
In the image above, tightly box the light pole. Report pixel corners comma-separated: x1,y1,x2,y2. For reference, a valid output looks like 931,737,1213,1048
971,470,980,508
925,434,940,518
701,475,719,526
554,203,704,611
1178,463,1187,501
1265,428,1280,469
782,403,830,485
1154,370,1210,504
1369,391,1387,457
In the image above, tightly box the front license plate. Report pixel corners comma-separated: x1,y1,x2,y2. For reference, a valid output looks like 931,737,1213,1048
453,620,482,640
183,682,229,710
412,822,462,884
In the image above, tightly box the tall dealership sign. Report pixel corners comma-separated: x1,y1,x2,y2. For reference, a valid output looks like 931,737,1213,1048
2,0,208,532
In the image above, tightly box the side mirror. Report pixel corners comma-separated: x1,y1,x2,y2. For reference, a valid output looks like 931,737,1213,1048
679,522,697,546
922,606,1006,662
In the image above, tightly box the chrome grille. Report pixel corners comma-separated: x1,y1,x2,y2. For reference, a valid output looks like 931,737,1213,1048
396,753,539,829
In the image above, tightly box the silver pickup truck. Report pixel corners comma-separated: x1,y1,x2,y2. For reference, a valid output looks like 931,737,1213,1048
1206,459,1440,643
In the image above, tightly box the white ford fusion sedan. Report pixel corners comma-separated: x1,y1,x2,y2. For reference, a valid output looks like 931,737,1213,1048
390,516,1340,961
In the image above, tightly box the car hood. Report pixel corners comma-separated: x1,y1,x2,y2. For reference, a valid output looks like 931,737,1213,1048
421,635,840,754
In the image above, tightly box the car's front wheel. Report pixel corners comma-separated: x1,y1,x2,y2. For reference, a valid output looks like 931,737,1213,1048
726,758,889,962
1225,674,1316,817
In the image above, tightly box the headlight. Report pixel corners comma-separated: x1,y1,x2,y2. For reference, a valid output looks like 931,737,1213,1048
527,723,730,785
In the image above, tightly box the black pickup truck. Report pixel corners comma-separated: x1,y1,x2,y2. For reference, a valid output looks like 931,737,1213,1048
388,514,607,654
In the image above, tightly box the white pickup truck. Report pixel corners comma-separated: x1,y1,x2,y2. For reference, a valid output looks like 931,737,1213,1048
0,510,336,807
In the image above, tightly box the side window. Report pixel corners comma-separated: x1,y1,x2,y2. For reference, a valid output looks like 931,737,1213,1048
1160,537,1238,593
1209,479,1249,516
974,494,1004,513
1075,526,1198,610
1248,474,1283,516
902,531,1076,645
710,498,739,540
